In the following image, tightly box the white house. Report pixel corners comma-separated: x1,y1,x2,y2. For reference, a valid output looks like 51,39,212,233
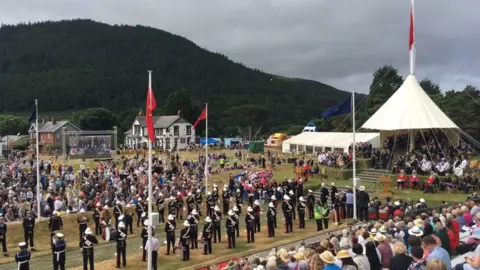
124,114,195,150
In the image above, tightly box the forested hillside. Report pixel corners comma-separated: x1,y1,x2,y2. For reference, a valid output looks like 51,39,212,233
0,19,351,136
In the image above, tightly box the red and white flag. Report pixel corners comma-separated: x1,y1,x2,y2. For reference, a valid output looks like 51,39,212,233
193,107,207,129
409,1,414,50
146,75,157,143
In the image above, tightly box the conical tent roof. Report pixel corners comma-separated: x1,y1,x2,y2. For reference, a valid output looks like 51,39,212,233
361,74,458,130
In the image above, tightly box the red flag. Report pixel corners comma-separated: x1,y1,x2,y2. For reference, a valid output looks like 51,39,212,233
409,5,414,50
146,77,157,143
193,107,207,129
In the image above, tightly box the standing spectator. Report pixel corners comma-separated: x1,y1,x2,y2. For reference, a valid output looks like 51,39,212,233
352,244,370,270
389,242,413,270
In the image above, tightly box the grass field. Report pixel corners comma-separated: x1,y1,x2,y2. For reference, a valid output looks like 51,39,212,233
1,149,469,269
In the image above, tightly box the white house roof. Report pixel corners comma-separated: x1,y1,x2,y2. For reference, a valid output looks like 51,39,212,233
362,75,458,130
282,132,381,150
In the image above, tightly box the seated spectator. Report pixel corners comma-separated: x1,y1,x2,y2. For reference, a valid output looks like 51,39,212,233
408,246,427,270
389,242,413,270
422,236,451,270
410,170,420,190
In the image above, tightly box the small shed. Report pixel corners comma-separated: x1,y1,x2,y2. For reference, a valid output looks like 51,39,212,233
248,141,264,153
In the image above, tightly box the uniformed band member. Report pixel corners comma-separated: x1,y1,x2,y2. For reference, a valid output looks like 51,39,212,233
165,214,176,255
80,228,98,270
186,192,195,215
180,220,191,261
253,200,261,233
282,195,293,233
194,189,202,216
0,217,8,256
156,193,165,223
52,232,66,270
247,189,254,207
189,209,199,249
298,196,306,229
232,206,240,237
306,190,315,220
222,187,230,215
22,211,36,251
175,193,184,220
48,211,63,237
114,201,123,229
226,210,236,249
245,207,255,243
15,242,30,270
124,208,134,234
168,196,176,216
93,203,102,235
206,192,215,217
202,216,213,255
144,232,160,270
320,183,329,205
235,189,242,214
212,206,221,243
289,190,297,220
77,209,89,245
136,198,145,227
116,222,127,268
271,195,278,228
267,202,276,237
141,220,148,261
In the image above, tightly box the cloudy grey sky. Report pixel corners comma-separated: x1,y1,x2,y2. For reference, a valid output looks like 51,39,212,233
0,0,478,93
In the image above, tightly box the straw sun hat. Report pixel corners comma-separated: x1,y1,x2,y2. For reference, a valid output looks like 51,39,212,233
319,251,336,264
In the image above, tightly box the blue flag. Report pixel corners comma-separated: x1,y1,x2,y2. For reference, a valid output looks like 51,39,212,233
322,96,352,118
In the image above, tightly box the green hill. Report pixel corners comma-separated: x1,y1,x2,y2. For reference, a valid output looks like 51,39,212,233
0,19,352,135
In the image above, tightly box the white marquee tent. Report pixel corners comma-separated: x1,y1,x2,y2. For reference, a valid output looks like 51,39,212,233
361,74,460,149
362,75,458,130
282,132,381,154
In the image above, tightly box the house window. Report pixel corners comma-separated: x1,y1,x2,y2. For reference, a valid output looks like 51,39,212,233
47,134,51,140
186,125,192,135
187,137,191,144
134,125,141,135
56,133,60,140
180,137,186,144
173,126,179,136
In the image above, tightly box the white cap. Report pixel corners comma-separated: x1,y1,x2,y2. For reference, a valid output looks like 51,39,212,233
214,206,220,211
247,206,253,212
183,221,190,227
85,228,93,235
80,208,86,213
419,198,425,203
233,206,239,211
144,220,149,226
321,183,325,187
289,190,294,195
138,198,143,201
331,182,335,186
283,195,290,200
236,189,240,192
271,195,276,200
308,190,313,193
56,233,64,238
177,192,181,196
299,197,305,202
119,222,126,228
158,192,163,197
394,201,400,206
269,202,274,208
188,192,192,196
103,206,109,210
18,242,27,247
116,201,121,205
118,215,124,220
228,210,234,216
169,196,175,200
191,209,198,215
254,200,260,205
53,210,58,215
168,214,175,220
96,202,101,207
207,191,212,195
197,189,201,193
205,216,212,222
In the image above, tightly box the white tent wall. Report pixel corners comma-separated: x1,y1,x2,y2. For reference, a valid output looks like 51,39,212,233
281,132,381,153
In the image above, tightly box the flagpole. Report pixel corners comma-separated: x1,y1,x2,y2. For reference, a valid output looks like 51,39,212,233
35,99,41,218
147,70,153,270
352,91,357,220
205,103,208,192
409,0,415,75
